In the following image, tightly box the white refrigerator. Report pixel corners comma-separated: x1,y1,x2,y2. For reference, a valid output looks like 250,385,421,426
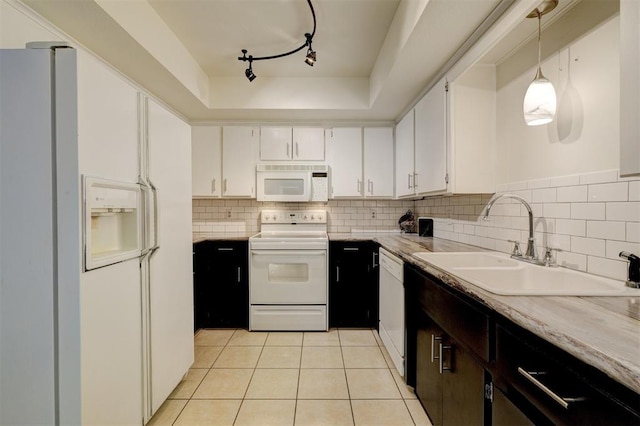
0,43,193,425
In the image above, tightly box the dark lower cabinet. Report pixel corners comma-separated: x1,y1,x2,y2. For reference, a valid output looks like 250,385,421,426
329,241,379,328
494,322,640,426
193,240,248,329
406,263,640,426
415,293,486,426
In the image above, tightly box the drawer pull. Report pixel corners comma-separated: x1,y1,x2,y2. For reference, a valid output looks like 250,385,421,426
439,344,452,374
517,367,586,409
430,335,442,362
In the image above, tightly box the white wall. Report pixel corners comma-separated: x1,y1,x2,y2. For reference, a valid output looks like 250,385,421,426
495,16,620,184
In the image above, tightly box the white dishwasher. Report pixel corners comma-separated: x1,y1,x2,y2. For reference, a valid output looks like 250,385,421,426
378,247,405,376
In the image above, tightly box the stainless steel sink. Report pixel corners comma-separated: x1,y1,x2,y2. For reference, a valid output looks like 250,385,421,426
412,252,640,296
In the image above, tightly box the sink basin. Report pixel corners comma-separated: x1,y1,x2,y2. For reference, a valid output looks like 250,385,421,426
452,264,640,296
412,252,519,269
413,251,640,296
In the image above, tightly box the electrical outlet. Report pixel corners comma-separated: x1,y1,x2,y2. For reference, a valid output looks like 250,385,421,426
226,210,232,219
371,210,377,219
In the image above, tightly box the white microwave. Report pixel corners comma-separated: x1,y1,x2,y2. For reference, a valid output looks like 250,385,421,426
256,164,329,202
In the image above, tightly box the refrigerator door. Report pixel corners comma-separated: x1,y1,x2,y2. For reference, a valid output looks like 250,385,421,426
1,47,59,426
76,49,143,424
144,97,194,417
1,45,82,425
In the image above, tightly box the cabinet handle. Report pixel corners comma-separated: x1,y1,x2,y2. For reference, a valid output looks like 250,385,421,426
368,179,373,194
343,247,359,252
237,267,241,283
413,172,418,188
372,252,378,268
211,178,216,194
431,335,442,362
286,143,290,158
357,179,362,194
223,178,228,194
407,173,412,189
439,343,452,374
217,247,234,251
517,367,586,409
295,142,299,157
336,266,340,282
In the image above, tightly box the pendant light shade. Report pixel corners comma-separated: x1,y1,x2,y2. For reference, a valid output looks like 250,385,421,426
523,67,557,126
523,1,558,126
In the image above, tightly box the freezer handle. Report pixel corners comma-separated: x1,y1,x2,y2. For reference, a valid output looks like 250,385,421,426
148,179,160,251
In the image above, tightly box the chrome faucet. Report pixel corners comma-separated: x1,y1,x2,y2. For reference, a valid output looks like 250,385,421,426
484,194,537,261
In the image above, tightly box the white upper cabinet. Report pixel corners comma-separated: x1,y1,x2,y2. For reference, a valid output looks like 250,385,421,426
259,126,325,161
191,126,221,197
222,126,258,198
620,0,640,177
395,110,415,198
293,127,325,160
259,126,292,161
414,78,447,194
326,127,363,198
363,127,394,198
447,66,495,193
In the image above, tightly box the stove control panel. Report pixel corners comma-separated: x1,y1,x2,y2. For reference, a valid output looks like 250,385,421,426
261,210,327,224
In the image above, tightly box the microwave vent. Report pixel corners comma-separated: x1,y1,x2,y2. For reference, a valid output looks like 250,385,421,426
257,164,328,172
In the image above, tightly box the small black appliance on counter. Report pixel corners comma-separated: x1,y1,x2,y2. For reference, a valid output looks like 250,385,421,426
417,217,433,237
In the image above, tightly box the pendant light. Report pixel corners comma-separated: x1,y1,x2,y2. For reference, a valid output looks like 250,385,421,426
523,0,558,126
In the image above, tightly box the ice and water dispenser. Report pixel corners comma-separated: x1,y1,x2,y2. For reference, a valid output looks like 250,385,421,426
83,176,142,271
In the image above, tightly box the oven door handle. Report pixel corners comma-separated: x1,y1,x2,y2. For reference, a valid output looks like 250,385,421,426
251,250,327,256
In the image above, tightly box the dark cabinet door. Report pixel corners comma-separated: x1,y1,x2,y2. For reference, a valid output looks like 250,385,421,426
416,310,444,426
193,240,248,329
329,241,379,328
442,337,486,426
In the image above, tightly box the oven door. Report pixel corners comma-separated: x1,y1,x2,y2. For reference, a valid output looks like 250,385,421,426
250,249,327,304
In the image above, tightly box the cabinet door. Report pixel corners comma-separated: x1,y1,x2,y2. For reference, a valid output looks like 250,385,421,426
191,126,221,197
329,242,378,328
414,78,447,194
395,111,415,197
416,311,444,426
222,126,257,197
326,128,363,198
364,127,394,198
197,241,248,329
293,127,325,160
620,0,640,176
441,338,486,426
260,126,292,161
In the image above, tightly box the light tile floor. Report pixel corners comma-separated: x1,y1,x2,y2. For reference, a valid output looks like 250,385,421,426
149,329,433,426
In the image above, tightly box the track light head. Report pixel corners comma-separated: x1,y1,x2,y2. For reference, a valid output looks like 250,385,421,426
305,48,316,66
245,56,256,82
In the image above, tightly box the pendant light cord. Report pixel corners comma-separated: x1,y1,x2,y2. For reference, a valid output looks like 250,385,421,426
537,11,542,70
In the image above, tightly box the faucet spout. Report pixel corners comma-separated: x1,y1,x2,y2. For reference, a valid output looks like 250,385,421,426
484,194,537,259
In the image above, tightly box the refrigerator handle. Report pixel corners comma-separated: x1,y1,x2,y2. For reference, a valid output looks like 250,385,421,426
149,180,160,251
139,182,153,256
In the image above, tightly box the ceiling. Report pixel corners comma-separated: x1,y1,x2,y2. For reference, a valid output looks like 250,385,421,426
23,0,522,123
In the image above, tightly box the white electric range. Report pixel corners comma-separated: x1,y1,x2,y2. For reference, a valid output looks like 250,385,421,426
248,210,328,331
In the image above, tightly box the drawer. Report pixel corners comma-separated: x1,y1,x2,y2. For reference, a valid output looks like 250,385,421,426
495,323,640,425
417,272,491,364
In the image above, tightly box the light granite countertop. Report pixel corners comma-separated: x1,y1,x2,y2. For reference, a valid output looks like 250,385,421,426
334,232,640,395
195,231,640,394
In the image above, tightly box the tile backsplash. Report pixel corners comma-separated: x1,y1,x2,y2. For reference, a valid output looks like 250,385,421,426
193,169,639,282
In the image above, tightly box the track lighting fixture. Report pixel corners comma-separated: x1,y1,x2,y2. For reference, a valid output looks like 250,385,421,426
238,0,317,81
523,0,558,126
243,53,256,82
